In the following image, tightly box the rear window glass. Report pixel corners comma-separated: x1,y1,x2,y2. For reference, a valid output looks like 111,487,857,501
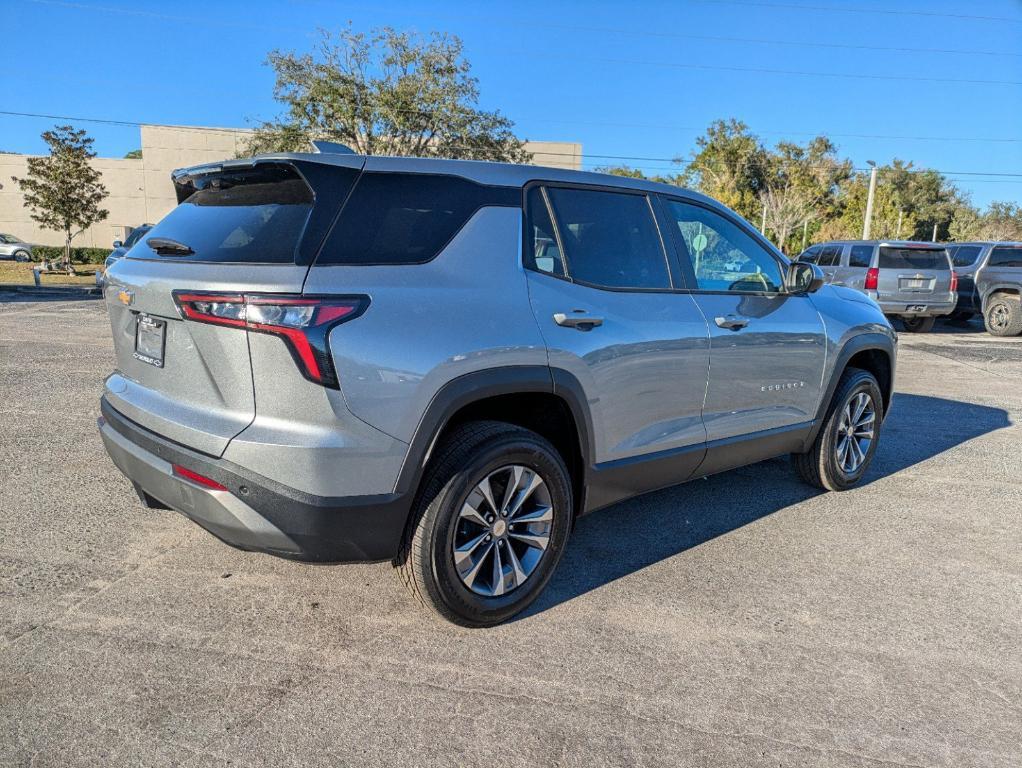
950,245,983,267
878,247,949,270
317,173,519,265
817,245,842,267
132,164,315,264
988,247,1022,267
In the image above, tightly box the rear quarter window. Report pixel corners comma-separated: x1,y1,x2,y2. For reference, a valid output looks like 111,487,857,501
988,247,1022,267
849,245,873,268
878,247,949,270
316,172,519,265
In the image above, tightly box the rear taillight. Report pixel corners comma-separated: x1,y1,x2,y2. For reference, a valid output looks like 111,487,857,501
864,267,879,291
172,292,368,388
950,271,958,293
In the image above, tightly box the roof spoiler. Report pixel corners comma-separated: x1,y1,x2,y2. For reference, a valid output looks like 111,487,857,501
311,140,356,155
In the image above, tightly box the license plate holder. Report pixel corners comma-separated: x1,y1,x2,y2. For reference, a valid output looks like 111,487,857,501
906,304,927,313
134,314,166,368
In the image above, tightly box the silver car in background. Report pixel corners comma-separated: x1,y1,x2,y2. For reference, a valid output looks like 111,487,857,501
798,240,956,333
0,233,34,262
97,225,152,289
947,242,1022,336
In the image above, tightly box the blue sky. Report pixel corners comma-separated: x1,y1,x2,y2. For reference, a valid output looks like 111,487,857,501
4,0,1021,207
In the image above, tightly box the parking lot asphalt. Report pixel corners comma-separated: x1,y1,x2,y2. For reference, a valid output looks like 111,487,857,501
1,294,1020,767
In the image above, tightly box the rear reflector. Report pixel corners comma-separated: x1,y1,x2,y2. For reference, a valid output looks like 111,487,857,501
864,267,879,291
173,464,228,492
950,271,959,293
172,292,368,387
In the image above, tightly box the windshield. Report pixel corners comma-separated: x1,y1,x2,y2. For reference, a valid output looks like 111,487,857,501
878,247,949,271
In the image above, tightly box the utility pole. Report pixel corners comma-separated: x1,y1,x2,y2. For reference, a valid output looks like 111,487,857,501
802,219,809,251
760,205,767,236
932,222,938,242
862,160,878,240
896,210,903,239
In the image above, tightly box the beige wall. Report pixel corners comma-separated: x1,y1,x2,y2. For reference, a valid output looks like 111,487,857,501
0,124,582,248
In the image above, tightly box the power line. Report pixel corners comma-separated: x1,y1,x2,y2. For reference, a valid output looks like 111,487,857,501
2,109,1021,179
689,0,1022,24
32,0,1021,58
4,109,1021,149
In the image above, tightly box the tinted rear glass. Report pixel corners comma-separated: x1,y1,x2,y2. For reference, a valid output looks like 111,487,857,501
878,247,948,270
317,172,519,265
988,247,1022,267
817,245,842,267
849,245,873,268
132,163,314,263
546,187,670,289
950,245,982,267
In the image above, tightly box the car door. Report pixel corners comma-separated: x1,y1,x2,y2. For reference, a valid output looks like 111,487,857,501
523,184,710,478
656,195,827,458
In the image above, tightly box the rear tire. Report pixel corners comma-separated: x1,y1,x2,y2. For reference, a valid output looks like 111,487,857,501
900,315,935,333
983,294,1022,337
13,250,30,263
395,420,572,627
794,368,883,492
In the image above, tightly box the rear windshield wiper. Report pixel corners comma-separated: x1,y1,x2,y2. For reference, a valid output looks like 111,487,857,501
147,237,195,256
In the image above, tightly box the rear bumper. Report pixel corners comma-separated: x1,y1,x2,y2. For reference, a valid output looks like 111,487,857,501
874,297,956,317
98,397,412,562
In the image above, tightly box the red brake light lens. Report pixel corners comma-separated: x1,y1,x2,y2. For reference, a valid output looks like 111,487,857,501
173,464,228,492
864,267,879,291
950,271,958,293
172,292,367,387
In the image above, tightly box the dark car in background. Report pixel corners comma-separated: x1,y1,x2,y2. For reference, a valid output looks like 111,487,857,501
946,242,1022,336
97,225,152,288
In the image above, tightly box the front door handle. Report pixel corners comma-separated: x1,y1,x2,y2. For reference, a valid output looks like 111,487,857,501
714,314,749,331
553,312,603,330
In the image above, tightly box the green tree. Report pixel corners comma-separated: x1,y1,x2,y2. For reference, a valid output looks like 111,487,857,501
124,148,142,159
951,201,1022,241
248,26,531,162
13,125,109,274
594,165,683,185
760,136,851,253
681,119,769,221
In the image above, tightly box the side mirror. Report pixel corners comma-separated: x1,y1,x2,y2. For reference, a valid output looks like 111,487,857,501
788,261,825,293
112,240,122,249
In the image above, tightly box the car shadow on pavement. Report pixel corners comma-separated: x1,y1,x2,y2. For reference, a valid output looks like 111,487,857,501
0,290,100,303
520,392,1011,620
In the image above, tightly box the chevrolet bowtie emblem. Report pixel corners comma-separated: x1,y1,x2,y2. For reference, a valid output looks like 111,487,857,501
117,289,134,306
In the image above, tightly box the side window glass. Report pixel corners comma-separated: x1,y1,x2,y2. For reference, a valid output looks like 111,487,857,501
545,188,671,290
817,245,842,267
988,247,1022,267
525,187,564,277
799,247,820,264
660,198,784,293
849,245,873,268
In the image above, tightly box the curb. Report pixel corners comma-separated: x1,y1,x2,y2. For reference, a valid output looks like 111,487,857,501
0,283,102,297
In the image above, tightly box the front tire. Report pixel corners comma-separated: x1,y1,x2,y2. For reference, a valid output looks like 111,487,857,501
395,421,572,627
13,250,30,263
794,368,883,491
900,315,936,333
984,294,1022,337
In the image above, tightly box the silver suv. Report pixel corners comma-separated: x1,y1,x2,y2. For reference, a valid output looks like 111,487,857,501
99,151,897,626
797,240,956,333
946,242,1022,336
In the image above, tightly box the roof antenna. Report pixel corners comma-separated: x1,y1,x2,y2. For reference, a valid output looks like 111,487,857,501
311,140,356,155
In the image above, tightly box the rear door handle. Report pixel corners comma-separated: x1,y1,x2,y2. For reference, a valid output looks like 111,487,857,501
553,312,603,330
714,314,749,331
